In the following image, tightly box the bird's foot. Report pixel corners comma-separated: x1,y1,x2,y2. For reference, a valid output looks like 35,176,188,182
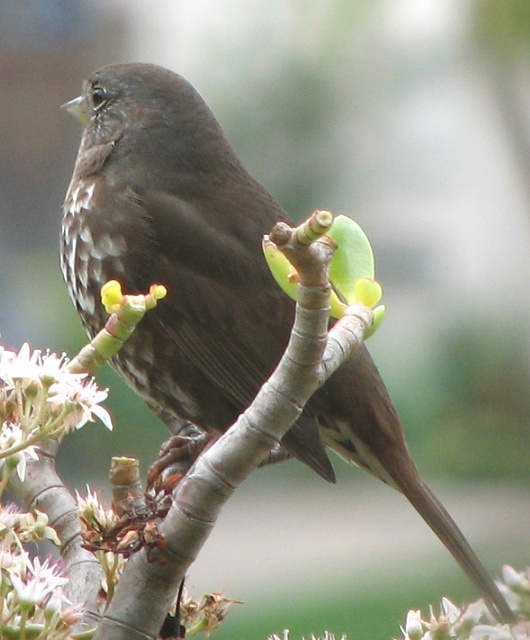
147,428,213,496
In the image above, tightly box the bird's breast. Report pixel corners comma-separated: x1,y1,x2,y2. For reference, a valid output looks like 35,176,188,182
61,178,128,334
60,177,208,426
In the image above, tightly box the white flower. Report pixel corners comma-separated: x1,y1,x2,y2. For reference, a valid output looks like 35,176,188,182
0,423,39,480
0,343,41,387
42,584,73,614
441,597,462,624
0,423,25,451
71,378,113,430
454,600,487,636
502,565,530,593
38,350,71,382
1,343,112,446
8,449,39,482
76,486,118,530
0,346,15,381
17,510,60,546
404,609,425,640
0,545,24,573
10,556,68,607
0,504,21,532
48,377,112,431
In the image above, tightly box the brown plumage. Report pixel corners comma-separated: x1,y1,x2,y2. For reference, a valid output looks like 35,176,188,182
61,63,514,622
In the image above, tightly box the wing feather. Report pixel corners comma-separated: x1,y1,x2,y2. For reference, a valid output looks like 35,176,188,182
115,186,335,481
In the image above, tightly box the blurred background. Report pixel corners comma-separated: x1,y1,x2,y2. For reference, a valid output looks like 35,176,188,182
1,0,530,638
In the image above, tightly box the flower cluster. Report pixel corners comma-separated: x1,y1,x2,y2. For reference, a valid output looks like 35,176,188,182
500,566,530,622
0,504,60,547
0,547,81,639
76,486,124,602
402,599,487,640
179,589,243,636
400,570,529,640
0,343,112,488
268,632,347,640
76,486,241,632
0,502,82,639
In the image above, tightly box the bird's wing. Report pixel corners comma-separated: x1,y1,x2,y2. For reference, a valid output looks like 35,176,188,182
115,185,336,481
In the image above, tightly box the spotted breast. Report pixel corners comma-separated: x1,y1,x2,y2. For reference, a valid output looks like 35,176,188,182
61,176,204,424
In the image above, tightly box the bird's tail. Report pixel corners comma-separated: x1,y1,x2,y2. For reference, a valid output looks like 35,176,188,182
390,460,515,623
319,345,516,623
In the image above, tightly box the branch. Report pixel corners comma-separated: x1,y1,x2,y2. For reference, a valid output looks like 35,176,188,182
7,440,103,631
92,212,374,640
5,285,168,633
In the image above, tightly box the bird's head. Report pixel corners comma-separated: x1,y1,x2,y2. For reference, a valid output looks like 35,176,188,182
62,63,236,178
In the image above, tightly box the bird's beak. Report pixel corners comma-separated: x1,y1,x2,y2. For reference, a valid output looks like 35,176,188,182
61,95,89,125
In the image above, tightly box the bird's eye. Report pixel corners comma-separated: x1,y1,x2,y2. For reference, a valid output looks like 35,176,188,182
91,85,108,110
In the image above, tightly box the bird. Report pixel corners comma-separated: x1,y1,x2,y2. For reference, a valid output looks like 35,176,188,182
61,62,514,622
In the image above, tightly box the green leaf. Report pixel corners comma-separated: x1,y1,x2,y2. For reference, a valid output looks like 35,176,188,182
262,240,299,301
353,277,382,308
262,215,384,336
327,215,375,306
365,305,386,339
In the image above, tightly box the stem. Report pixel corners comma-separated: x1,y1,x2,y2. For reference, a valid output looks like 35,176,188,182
0,406,74,463
0,463,14,500
24,382,55,435
18,605,29,640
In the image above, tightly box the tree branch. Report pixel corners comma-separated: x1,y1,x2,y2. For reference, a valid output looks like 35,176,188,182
5,285,169,633
7,440,103,631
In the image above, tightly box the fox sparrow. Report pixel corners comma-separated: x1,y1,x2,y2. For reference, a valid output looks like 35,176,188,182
61,63,513,621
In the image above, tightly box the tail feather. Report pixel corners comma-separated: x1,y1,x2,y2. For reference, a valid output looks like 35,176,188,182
392,467,516,623
320,345,516,622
